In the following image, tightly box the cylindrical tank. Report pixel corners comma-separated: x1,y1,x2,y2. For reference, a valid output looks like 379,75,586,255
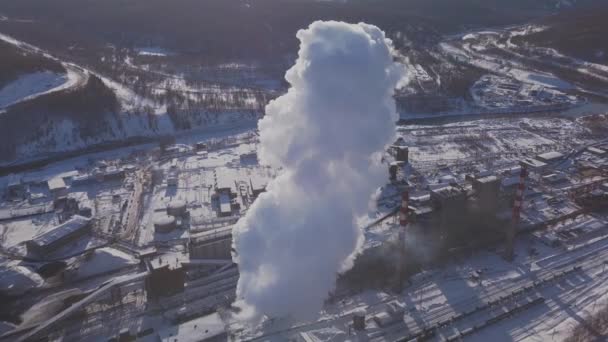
167,200,187,217
154,214,177,233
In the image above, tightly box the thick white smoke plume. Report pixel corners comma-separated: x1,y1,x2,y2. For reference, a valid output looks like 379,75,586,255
232,21,407,321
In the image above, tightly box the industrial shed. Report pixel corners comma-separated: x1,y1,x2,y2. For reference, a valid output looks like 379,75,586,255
26,215,92,256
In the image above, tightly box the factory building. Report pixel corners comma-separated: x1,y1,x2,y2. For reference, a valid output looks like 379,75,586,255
392,146,409,163
249,178,267,199
26,215,92,256
536,151,565,164
471,175,500,215
47,177,68,200
430,185,468,245
189,226,232,259
213,169,239,217
145,258,185,299
6,174,25,200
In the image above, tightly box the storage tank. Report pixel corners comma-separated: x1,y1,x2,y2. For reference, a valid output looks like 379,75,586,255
154,214,177,233
167,200,187,217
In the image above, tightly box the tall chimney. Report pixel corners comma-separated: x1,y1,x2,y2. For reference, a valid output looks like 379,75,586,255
397,190,409,288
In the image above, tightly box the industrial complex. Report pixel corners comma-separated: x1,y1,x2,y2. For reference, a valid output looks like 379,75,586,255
0,109,607,341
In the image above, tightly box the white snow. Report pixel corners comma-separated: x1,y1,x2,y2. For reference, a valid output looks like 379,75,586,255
0,263,44,296
69,247,137,279
135,47,174,57
0,71,67,110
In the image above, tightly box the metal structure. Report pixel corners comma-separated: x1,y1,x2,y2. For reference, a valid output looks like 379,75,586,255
397,190,409,288
507,164,527,261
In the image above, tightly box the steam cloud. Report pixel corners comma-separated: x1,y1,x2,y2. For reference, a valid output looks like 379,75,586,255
232,21,407,320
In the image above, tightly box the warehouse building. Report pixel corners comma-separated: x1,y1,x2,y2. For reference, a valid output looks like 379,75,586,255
145,258,185,299
249,177,267,199
536,151,565,164
26,215,92,256
189,226,232,259
213,169,239,217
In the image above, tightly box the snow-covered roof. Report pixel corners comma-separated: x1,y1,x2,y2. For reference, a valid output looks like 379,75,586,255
537,151,564,162
215,168,237,192
476,175,498,184
520,158,547,170
47,177,66,191
29,215,91,248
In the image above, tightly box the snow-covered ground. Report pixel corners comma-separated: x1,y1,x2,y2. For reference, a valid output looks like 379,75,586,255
67,247,137,279
134,47,174,57
0,72,67,110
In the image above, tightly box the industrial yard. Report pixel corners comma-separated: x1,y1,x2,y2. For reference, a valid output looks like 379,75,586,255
0,105,606,341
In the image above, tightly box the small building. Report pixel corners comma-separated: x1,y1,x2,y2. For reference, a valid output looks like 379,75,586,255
536,151,565,163
6,174,25,200
213,169,239,217
214,173,236,194
218,193,232,217
26,215,92,256
195,141,208,151
103,166,125,181
145,258,185,298
240,152,258,164
392,146,409,163
167,171,179,187
47,177,68,199
249,178,267,199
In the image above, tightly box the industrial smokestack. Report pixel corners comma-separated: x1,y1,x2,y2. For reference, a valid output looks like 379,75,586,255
232,21,407,321
507,165,528,261
397,190,409,288
399,191,409,228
